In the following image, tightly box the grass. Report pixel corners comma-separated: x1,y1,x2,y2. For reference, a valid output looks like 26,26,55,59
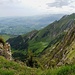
1,56,75,75
29,41,48,55
41,65,75,75
63,41,75,64
0,34,14,42
0,56,36,75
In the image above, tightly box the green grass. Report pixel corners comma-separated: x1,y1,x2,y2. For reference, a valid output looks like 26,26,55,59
0,56,36,75
0,34,14,41
41,65,75,75
1,56,75,75
29,41,48,55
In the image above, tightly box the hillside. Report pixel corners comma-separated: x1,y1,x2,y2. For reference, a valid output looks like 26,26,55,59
7,13,75,56
1,56,75,75
1,13,75,75
0,56,37,75
40,23,75,68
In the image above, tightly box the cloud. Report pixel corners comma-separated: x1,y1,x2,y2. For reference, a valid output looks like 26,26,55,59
47,0,74,8
0,0,75,17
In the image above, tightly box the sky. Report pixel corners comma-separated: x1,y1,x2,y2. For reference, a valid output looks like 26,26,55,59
0,0,75,17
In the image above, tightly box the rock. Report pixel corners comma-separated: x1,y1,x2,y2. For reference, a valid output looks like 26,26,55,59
4,42,12,60
0,43,3,49
0,43,4,56
57,62,63,66
0,49,3,55
0,42,12,60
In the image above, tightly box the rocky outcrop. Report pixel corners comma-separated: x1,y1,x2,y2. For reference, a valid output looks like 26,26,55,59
0,42,12,60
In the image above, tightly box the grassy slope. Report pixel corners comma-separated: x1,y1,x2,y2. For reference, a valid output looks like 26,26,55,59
7,13,75,55
40,24,75,68
0,56,75,75
0,56,38,75
0,34,15,42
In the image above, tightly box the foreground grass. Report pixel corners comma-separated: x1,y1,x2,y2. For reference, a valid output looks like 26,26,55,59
42,65,75,75
0,56,38,75
0,56,75,75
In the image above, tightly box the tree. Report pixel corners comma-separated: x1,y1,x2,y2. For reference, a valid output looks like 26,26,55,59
26,50,39,68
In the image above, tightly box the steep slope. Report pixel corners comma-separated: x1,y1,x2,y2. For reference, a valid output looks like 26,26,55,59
7,13,75,55
34,13,75,42
1,56,75,75
8,30,38,50
0,56,38,75
40,23,75,68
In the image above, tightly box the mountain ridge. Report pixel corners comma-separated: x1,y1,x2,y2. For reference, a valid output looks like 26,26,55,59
7,13,75,53
7,13,75,68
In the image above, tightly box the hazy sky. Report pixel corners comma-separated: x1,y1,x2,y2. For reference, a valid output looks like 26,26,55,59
0,0,75,17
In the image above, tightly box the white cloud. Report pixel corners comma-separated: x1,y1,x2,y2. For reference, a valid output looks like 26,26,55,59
0,0,75,17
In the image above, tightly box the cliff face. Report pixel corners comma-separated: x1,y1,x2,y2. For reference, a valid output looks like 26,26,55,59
40,25,75,68
0,42,12,60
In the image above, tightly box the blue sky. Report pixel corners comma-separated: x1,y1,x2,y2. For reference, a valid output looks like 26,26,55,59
0,0,75,17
